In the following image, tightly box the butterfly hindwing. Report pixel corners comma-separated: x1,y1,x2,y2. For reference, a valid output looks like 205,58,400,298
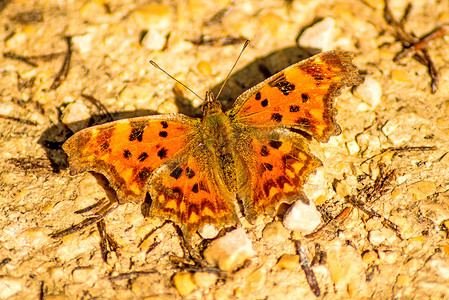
234,128,322,221
148,155,239,237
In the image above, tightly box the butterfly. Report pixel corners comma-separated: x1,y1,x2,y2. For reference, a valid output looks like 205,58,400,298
63,50,362,240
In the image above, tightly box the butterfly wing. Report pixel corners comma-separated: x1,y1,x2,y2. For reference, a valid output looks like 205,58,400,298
233,127,321,221
147,153,238,237
227,50,362,142
228,51,362,220
63,114,238,237
63,115,198,204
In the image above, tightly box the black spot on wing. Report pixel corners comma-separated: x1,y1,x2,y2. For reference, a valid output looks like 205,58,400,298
276,176,291,188
269,140,282,149
138,167,152,182
192,183,199,193
100,142,109,151
301,93,309,103
260,145,269,157
290,105,300,112
123,149,131,158
296,118,311,127
261,99,268,107
157,148,167,159
170,167,183,179
268,73,295,95
129,123,146,142
271,113,283,122
138,152,149,161
263,163,273,171
161,121,168,128
255,92,261,100
263,179,276,198
159,131,168,138
186,167,195,178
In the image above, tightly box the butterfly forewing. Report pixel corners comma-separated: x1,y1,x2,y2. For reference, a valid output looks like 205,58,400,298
227,50,362,142
63,115,198,204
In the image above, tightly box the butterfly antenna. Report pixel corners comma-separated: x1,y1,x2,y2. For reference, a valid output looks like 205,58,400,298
150,60,204,101
215,40,250,100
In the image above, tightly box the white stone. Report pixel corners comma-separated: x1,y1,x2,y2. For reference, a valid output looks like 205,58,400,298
61,101,91,133
353,77,382,110
198,224,220,239
72,267,98,287
73,33,93,53
283,198,321,234
427,259,449,279
368,229,386,245
303,168,327,201
203,228,255,271
0,276,25,298
141,29,167,51
298,17,336,51
345,140,360,155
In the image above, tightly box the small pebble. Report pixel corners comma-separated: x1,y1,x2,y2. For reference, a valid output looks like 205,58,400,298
244,265,266,293
298,17,336,51
56,231,101,261
353,77,382,110
131,275,158,295
0,276,25,298
192,272,218,288
391,69,413,83
419,203,449,224
203,228,255,271
327,240,366,296
369,228,396,246
395,274,411,287
172,272,196,296
334,180,351,197
72,33,93,53
198,224,220,239
130,3,173,30
368,229,386,245
345,140,360,155
141,29,167,51
276,254,300,271
72,267,98,286
362,250,378,264
303,169,328,205
409,181,436,201
262,221,290,243
61,101,91,133
21,227,50,247
196,60,212,77
426,259,449,279
283,199,321,234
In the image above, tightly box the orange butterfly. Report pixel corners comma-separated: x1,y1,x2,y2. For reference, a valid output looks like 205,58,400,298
63,50,362,239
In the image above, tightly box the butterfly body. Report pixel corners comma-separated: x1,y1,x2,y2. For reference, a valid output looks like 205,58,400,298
63,50,362,238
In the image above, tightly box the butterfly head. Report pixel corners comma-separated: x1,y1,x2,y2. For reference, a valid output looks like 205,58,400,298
202,90,222,116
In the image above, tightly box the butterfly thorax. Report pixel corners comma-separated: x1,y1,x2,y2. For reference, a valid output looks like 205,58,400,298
200,95,237,192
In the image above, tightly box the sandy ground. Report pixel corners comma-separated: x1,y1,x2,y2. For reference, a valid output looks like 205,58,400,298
1,0,449,299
